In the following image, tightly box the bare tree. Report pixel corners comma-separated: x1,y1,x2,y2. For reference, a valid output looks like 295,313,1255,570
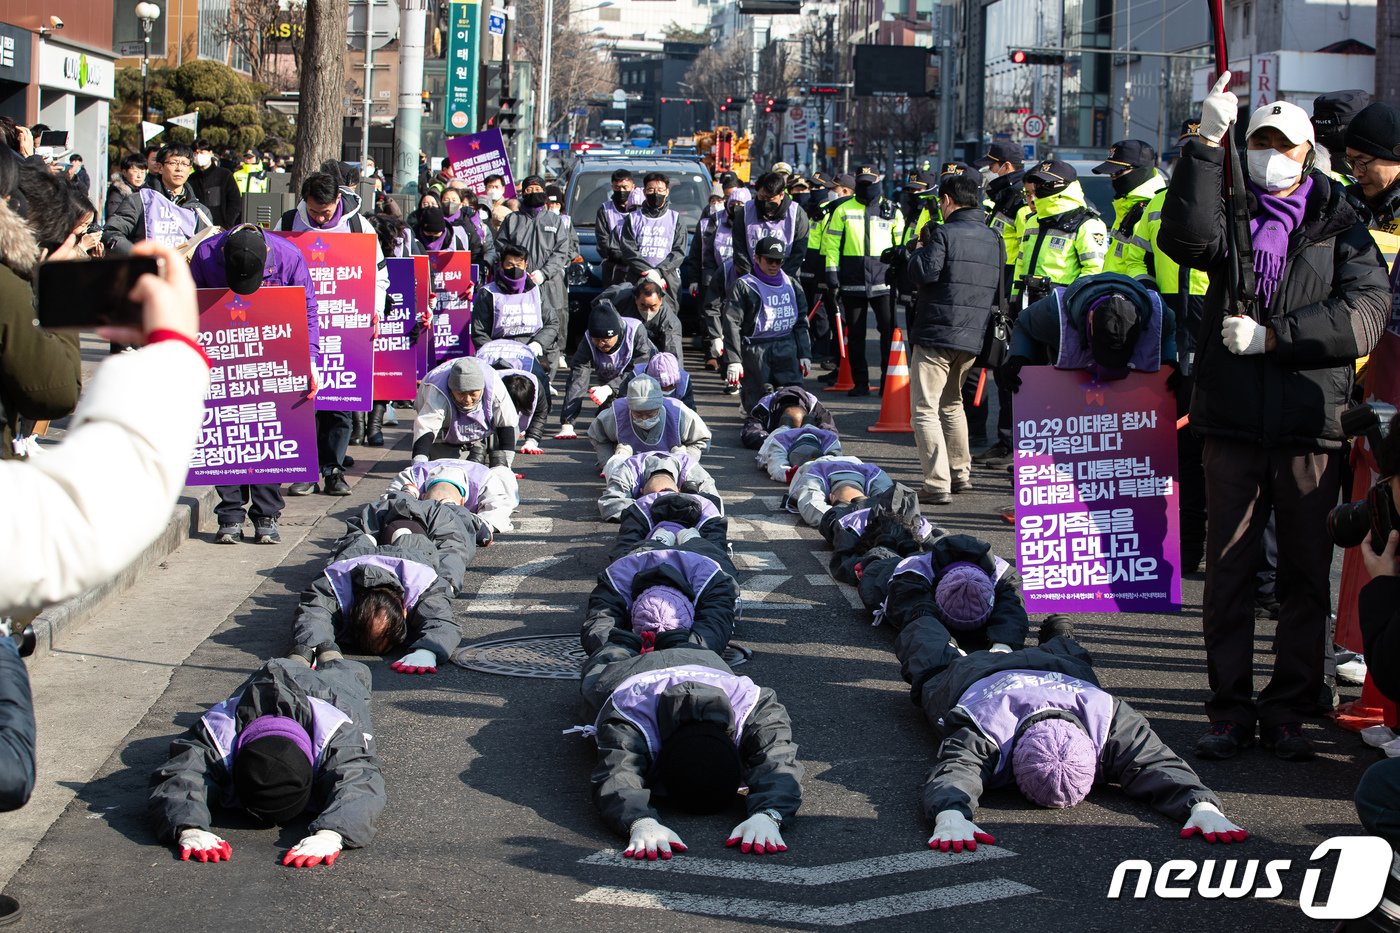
512,0,616,138
293,0,348,186
202,0,305,91
683,35,751,121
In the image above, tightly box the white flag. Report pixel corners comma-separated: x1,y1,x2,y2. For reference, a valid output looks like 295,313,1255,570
141,121,164,145
167,111,199,132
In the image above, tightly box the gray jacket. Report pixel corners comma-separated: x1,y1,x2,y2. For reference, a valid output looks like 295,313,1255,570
148,658,384,847
496,209,576,350
337,496,486,594
600,282,685,359
578,645,803,836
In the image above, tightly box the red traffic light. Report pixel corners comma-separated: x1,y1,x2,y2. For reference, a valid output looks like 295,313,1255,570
1010,49,1028,64
763,96,775,113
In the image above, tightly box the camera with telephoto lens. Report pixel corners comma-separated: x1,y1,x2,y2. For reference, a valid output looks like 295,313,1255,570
0,618,35,657
1327,403,1400,554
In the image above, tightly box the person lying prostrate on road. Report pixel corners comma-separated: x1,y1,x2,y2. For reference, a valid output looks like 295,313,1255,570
877,534,1029,652
414,356,519,467
611,490,730,563
576,641,804,859
469,245,559,367
895,622,1247,852
335,495,483,594
623,351,695,412
757,426,843,483
785,456,894,527
588,374,712,469
387,459,519,535
291,534,457,675
599,451,721,523
740,385,838,450
148,654,384,869
824,485,944,587
474,337,549,381
581,535,739,656
721,236,812,410
491,363,550,456
558,301,655,439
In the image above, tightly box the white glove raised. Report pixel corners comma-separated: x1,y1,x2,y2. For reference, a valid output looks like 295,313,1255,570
520,438,544,454
589,385,614,405
283,829,343,868
643,269,666,289
390,647,438,674
526,341,544,358
1181,801,1249,844
799,358,811,377
709,338,724,358
649,528,678,547
726,812,787,855
178,827,232,863
928,809,996,853
529,269,546,286
624,817,687,860
554,423,578,440
1221,315,1266,355
725,363,743,386
1197,72,1239,145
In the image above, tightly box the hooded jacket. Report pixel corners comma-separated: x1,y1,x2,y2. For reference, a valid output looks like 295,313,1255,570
274,188,391,320
1103,171,1167,274
588,394,711,469
786,456,893,527
878,534,1027,648
907,206,1006,354
600,281,684,360
387,458,519,533
612,491,729,562
149,658,384,847
1011,181,1108,294
577,644,803,835
598,451,721,522
895,621,1218,824
337,496,485,593
1157,141,1390,448
740,386,837,450
1008,272,1176,368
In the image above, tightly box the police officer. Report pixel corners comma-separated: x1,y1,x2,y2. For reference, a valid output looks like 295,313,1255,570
1093,140,1167,275
1313,90,1371,182
822,166,907,396
975,142,1028,294
805,173,854,368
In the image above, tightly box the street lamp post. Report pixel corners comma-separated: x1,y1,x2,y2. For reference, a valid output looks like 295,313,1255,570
535,0,613,172
135,2,161,123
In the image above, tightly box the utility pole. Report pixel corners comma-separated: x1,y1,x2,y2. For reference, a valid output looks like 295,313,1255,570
535,0,555,170
1119,0,1132,139
936,2,956,163
394,0,428,193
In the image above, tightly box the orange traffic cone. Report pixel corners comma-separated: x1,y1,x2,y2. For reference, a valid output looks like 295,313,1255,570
1335,673,1398,731
868,327,913,433
824,310,856,393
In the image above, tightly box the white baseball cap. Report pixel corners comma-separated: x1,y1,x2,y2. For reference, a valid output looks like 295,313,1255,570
1246,100,1315,147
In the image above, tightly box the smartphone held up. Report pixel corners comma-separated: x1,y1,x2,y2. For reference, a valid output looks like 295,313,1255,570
35,255,158,331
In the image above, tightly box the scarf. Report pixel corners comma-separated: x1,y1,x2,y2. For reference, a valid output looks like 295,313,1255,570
753,266,786,287
417,228,449,251
1248,176,1312,312
496,268,529,294
442,208,462,224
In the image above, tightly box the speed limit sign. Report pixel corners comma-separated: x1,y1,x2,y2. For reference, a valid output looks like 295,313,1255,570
1023,114,1046,138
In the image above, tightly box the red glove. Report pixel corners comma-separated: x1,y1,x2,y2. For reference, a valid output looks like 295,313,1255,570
784,465,799,484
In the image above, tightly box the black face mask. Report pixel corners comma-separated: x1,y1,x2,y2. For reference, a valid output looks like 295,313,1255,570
1111,165,1156,198
522,192,546,209
758,197,786,220
646,192,667,210
611,189,630,208
855,181,878,204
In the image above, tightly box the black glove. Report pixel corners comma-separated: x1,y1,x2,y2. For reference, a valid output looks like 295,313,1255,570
653,629,694,651
826,271,841,291
1001,356,1031,394
606,627,644,652
880,246,901,265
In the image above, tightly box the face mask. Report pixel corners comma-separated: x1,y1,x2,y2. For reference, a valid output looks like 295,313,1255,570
612,190,630,208
194,153,212,168
979,166,993,184
639,303,660,320
633,415,661,431
646,192,667,210
501,264,526,280
854,181,878,203
1246,148,1304,193
759,197,785,220
485,188,504,202
521,192,546,209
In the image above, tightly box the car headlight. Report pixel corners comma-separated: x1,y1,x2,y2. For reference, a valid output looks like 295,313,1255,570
566,262,590,286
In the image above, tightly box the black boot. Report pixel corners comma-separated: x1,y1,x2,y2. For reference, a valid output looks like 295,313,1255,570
366,402,385,447
349,412,366,446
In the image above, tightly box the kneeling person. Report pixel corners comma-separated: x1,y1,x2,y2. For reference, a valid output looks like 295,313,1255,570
588,374,712,469
414,357,519,467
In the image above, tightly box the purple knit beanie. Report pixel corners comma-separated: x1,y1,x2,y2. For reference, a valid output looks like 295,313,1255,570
631,585,695,634
1012,718,1097,808
647,353,681,391
934,562,996,630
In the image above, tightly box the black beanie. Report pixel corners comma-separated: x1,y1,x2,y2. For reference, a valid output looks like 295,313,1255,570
657,720,742,814
232,736,314,824
588,301,623,339
1345,102,1400,163
417,205,446,236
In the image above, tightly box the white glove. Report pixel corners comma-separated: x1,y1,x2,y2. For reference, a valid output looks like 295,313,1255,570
928,810,996,853
649,528,678,547
589,385,614,405
412,453,428,464
1221,315,1266,355
390,647,438,674
799,358,811,377
283,829,343,868
688,283,699,298
529,269,545,286
1197,71,1239,145
725,363,743,385
709,338,724,357
178,827,232,863
624,817,687,860
643,269,666,289
520,439,543,454
726,812,787,855
527,341,543,358
989,643,1012,654
676,528,702,544
554,423,578,439
1181,801,1249,844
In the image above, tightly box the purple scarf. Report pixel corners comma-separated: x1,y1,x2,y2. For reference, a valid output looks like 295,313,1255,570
418,228,449,251
753,266,786,287
496,267,529,294
443,208,462,224
1249,176,1312,312
312,199,346,229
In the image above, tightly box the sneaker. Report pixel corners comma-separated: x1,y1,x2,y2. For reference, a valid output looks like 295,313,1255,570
723,384,740,395
973,442,1011,464
343,455,355,468
323,473,352,496
1260,722,1316,761
1337,654,1368,686
253,519,281,544
1195,721,1254,760
918,489,951,505
214,524,243,544
287,482,316,496
1039,614,1074,644
952,479,973,494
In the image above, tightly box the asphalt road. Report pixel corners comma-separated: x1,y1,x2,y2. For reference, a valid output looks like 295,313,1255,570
0,340,1376,932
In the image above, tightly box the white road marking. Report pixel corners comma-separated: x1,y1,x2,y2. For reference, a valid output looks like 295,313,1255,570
468,554,574,612
728,516,803,540
726,493,786,513
575,879,1038,926
740,574,793,605
805,573,866,609
577,846,1015,884
733,551,783,571
512,517,555,535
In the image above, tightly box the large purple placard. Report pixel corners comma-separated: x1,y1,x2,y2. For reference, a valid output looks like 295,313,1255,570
189,287,318,485
446,128,517,199
429,250,476,364
375,258,424,401
1012,368,1181,613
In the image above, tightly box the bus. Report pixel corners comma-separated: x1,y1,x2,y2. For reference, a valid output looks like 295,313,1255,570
599,119,626,146
628,123,656,148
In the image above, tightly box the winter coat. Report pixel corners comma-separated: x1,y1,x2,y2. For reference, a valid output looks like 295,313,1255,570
102,179,214,254
757,426,843,483
412,361,519,465
611,491,729,562
786,456,892,527
291,535,459,662
469,281,559,355
740,386,837,450
588,396,711,468
1157,141,1390,448
188,228,321,358
561,323,655,425
1360,576,1400,702
907,207,1005,354
189,163,243,228
878,534,1027,649
601,282,685,360
496,207,575,341
598,451,721,522
0,640,35,811
730,198,810,280
1009,272,1176,368
386,459,520,533
824,500,943,587
895,623,1218,823
722,272,811,359
337,496,485,593
618,205,689,295
274,189,391,317
148,658,384,847
104,177,133,223
577,644,803,835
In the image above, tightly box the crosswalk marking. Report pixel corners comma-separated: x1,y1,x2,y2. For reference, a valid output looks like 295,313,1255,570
577,846,1015,884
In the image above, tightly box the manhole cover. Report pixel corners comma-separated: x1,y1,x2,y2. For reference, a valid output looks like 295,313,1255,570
451,633,751,679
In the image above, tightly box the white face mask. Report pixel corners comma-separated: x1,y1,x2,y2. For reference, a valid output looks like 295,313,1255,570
194,152,212,168
633,414,661,432
979,166,993,184
1246,148,1305,193
485,187,504,202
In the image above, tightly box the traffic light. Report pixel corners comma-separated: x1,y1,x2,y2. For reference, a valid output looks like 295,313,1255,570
421,90,432,115
720,95,737,112
763,97,776,113
1010,49,1065,65
486,96,520,140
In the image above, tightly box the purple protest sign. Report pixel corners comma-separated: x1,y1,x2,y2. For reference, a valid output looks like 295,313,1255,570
429,250,476,364
446,128,517,200
272,231,377,412
375,258,424,401
189,287,319,486
1012,368,1181,614
414,254,434,380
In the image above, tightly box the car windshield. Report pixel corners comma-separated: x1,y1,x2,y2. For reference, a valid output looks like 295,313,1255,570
570,167,711,230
